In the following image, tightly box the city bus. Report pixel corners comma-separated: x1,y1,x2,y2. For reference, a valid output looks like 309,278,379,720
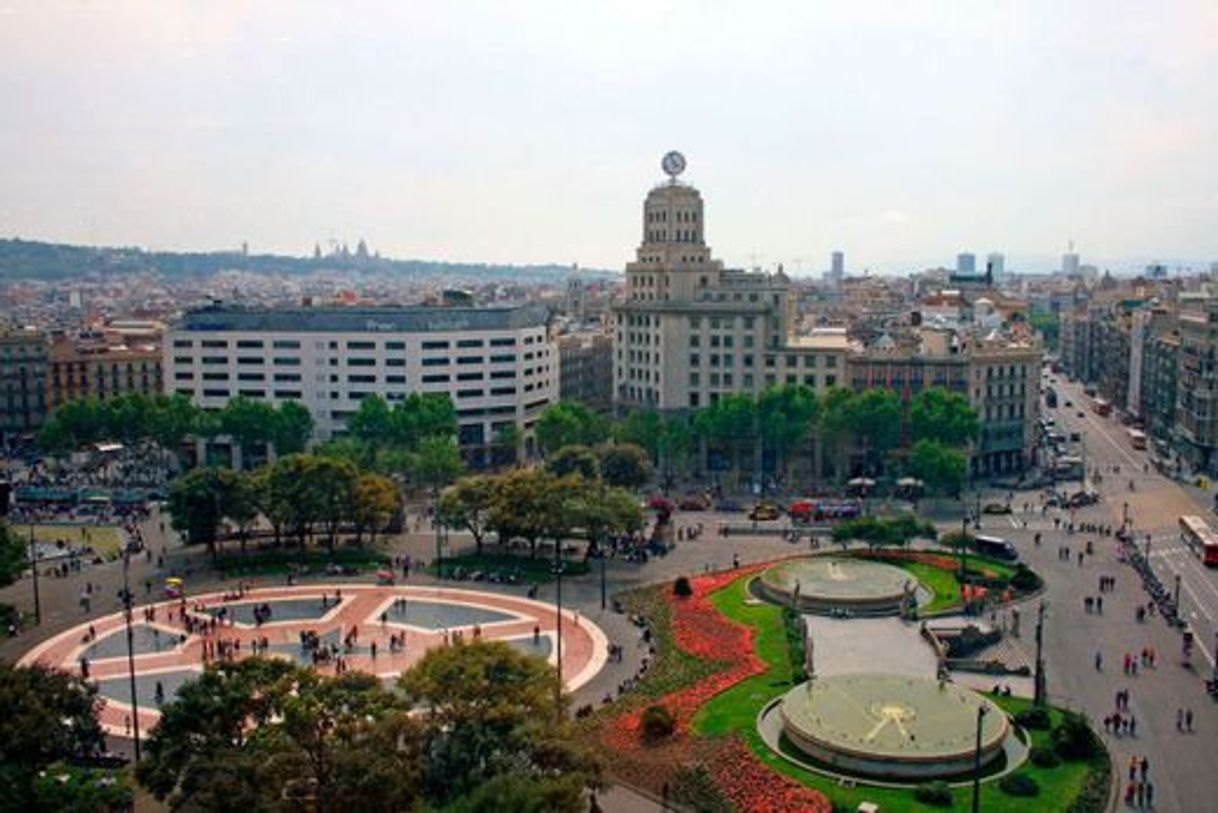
1179,515,1218,567
1092,397,1112,417
973,534,1019,562
1127,428,1147,450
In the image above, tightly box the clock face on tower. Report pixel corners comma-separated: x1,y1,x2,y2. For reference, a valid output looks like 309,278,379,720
661,150,686,178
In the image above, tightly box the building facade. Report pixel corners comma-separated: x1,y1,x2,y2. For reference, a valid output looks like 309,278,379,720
165,303,557,460
557,330,613,414
0,329,48,441
47,332,163,412
612,159,848,413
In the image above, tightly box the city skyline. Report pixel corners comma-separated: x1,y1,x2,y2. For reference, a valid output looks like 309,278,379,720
1,1,1216,274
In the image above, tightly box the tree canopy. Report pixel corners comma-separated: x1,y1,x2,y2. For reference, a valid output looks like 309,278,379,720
535,402,610,455
910,388,980,447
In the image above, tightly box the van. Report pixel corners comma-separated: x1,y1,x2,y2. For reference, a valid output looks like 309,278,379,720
973,534,1019,561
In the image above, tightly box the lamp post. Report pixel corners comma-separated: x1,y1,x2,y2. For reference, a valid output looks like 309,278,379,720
27,523,41,625
1173,573,1182,611
972,704,989,813
553,542,564,718
121,551,141,762
432,486,442,581
1033,600,1047,707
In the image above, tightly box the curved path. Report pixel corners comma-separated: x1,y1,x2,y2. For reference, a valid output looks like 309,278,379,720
19,583,608,737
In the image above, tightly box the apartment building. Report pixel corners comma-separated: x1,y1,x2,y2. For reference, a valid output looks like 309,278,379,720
612,156,848,412
556,329,613,414
47,331,163,412
0,328,48,440
165,303,556,459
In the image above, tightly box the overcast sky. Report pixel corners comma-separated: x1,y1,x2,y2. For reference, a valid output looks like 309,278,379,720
2,1,1216,274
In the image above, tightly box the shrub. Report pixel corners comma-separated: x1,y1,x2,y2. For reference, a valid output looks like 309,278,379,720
641,704,676,743
999,773,1040,797
1029,745,1061,768
1010,565,1042,592
1052,711,1099,760
913,781,954,806
1015,707,1052,730
669,765,732,813
673,576,693,598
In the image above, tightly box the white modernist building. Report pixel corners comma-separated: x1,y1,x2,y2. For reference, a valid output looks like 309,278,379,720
165,303,557,459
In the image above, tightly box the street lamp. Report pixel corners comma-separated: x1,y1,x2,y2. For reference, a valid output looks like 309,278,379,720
552,543,564,718
972,704,989,813
432,487,443,581
1033,600,1047,707
27,524,41,625
121,551,141,762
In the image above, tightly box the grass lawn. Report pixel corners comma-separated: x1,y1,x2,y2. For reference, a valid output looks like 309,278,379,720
903,561,962,613
426,552,590,584
15,524,124,559
691,575,1106,812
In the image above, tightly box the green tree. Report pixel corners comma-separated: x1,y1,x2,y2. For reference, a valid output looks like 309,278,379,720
167,468,228,561
398,640,599,809
413,434,464,492
613,409,664,463
346,395,395,450
817,386,855,482
0,522,27,588
909,439,968,496
910,388,980,447
845,389,902,475
218,397,279,468
693,392,757,477
439,475,495,556
491,423,522,467
487,468,552,557
271,401,314,456
216,469,261,555
311,457,359,551
391,393,458,449
596,442,653,489
546,445,600,480
757,384,818,481
0,663,107,810
658,416,693,481
350,472,400,544
535,402,609,456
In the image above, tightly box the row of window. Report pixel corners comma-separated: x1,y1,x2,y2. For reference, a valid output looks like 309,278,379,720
175,336,525,351
186,386,519,401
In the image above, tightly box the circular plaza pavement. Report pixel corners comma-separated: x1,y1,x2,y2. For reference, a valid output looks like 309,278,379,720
19,584,609,737
777,673,1009,780
756,556,919,615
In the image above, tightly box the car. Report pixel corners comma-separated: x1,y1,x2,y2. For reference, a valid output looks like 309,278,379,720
678,494,711,511
748,502,781,521
982,502,1013,515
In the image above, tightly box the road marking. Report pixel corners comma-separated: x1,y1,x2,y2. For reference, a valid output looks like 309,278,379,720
1178,577,1215,624
1008,517,1020,529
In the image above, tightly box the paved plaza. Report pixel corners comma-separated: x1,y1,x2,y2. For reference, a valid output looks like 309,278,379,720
19,584,608,737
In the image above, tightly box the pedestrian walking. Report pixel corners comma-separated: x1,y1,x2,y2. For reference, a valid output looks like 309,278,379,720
1186,708,1194,732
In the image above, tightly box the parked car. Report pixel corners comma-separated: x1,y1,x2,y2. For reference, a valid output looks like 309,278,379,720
748,502,782,521
982,502,1013,515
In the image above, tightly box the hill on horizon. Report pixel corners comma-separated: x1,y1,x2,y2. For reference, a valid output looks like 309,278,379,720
0,237,618,283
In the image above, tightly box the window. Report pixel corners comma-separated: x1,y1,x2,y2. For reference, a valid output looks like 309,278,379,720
348,358,376,367
387,358,405,367
689,372,700,386
457,389,484,399
201,340,227,349
724,373,733,386
422,340,449,351
765,355,776,368
273,373,301,382
689,353,700,367
689,335,700,348
457,339,483,348
457,356,484,365
710,373,720,386
826,374,837,387
236,340,264,349
723,335,734,348
348,374,376,383
172,339,192,348
422,357,449,367
202,372,229,381
386,341,406,351
239,389,265,398
237,357,263,365
490,370,516,380
490,386,516,396
386,374,406,384
457,372,484,381
826,355,838,368
203,388,230,398
743,374,754,388
422,373,449,383
237,372,265,382
490,337,516,347
174,371,193,381
274,390,302,399
711,335,721,348
273,339,301,349
173,356,192,365
347,341,375,350
201,356,226,365
273,357,301,366
689,392,700,407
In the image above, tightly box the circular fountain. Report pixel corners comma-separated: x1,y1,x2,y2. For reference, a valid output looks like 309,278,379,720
756,556,919,616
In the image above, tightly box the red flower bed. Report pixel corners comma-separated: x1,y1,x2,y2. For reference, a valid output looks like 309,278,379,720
709,738,833,813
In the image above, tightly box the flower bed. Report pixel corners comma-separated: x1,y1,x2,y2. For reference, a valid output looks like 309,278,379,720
597,564,831,811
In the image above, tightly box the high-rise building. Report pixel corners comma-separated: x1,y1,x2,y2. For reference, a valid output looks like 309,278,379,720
0,328,48,441
986,252,1005,281
612,153,847,412
1062,251,1081,277
830,251,845,286
956,253,976,276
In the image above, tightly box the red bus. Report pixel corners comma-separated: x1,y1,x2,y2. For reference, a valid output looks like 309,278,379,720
1092,397,1112,417
1180,515,1218,566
